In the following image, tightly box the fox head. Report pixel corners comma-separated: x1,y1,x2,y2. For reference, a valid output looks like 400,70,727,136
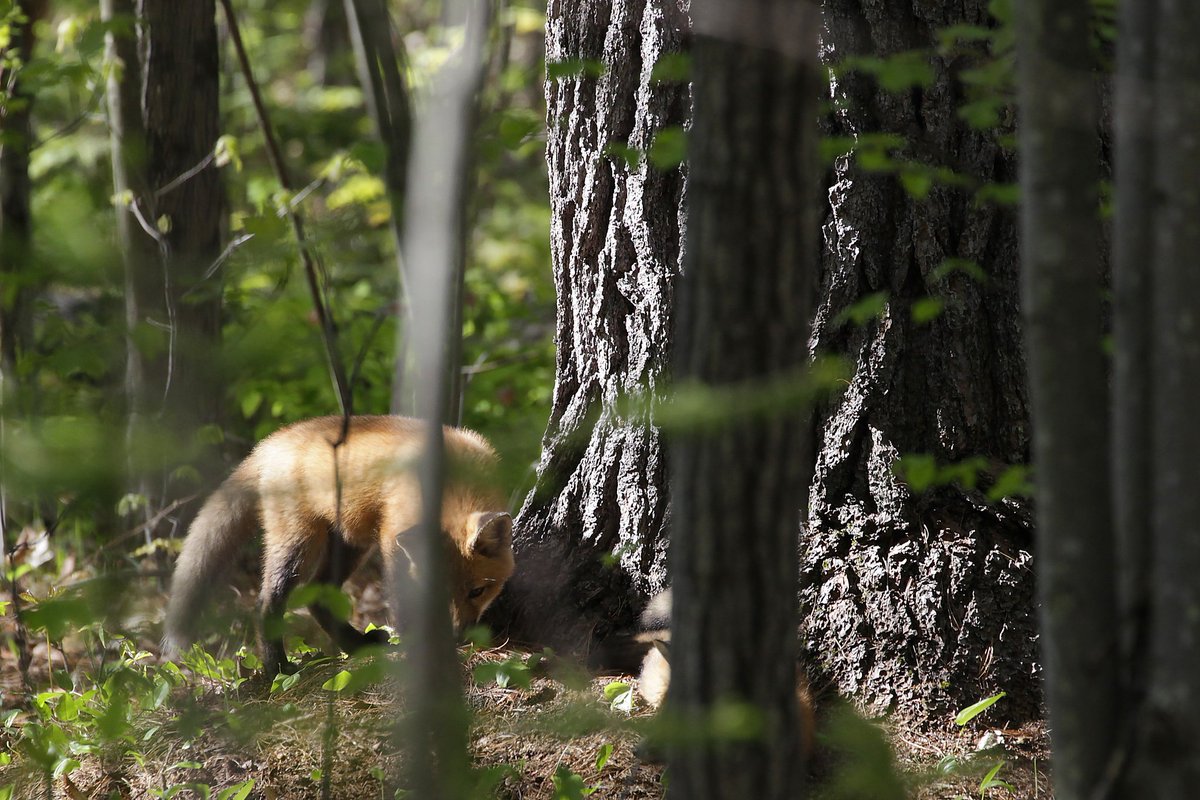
447,511,514,634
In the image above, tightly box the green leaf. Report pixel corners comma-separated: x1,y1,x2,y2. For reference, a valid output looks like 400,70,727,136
594,743,613,772
546,59,606,80
900,169,934,200
895,454,938,493
987,466,1031,501
323,670,353,692
930,258,987,284
647,127,687,170
955,692,1006,726
473,656,532,690
975,182,1020,206
978,760,1009,797
650,53,691,83
603,141,642,170
842,50,935,91
217,781,256,800
911,297,944,324
23,595,92,641
551,765,596,800
287,584,352,621
270,671,301,695
498,109,542,148
834,291,889,327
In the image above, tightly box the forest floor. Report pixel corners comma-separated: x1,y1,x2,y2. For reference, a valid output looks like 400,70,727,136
0,638,1055,800
0,557,1052,799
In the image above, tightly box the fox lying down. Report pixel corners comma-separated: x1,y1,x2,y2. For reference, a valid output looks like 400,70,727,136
162,415,514,676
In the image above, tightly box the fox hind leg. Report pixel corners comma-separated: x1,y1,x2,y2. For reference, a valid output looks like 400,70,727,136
308,532,387,653
258,518,326,676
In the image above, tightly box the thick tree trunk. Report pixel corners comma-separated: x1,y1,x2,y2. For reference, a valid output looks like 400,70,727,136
488,0,689,651
665,2,819,797
1016,0,1115,794
803,0,1041,723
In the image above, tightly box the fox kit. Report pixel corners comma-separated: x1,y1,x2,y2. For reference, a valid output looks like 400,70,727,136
163,415,514,675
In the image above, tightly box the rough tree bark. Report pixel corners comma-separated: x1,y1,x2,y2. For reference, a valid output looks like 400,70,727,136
1015,0,1115,794
488,0,689,651
803,0,1041,723
665,1,819,797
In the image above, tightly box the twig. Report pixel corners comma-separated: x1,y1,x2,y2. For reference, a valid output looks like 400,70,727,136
219,0,354,439
96,494,200,552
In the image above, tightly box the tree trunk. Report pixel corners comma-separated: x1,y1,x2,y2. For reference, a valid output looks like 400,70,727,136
393,2,489,796
1111,0,1154,720
665,2,819,797
127,0,223,532
802,0,1042,723
0,0,44,387
1015,0,1115,794
487,0,689,651
1133,1,1200,791
305,0,354,86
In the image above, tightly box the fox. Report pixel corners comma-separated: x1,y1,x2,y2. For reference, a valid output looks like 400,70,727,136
162,415,514,676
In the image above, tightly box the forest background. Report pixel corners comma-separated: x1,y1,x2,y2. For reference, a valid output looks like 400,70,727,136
0,0,1185,798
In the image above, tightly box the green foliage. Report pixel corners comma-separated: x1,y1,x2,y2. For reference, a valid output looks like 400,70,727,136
472,654,533,690
820,707,906,800
602,681,633,714
955,692,1007,727
895,456,1031,500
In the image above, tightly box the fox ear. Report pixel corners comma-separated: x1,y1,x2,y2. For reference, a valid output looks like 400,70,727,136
468,512,512,557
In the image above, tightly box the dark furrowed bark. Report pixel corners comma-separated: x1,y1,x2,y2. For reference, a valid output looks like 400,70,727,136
803,0,1041,724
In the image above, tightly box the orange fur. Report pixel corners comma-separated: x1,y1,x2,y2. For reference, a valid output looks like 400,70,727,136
163,415,514,674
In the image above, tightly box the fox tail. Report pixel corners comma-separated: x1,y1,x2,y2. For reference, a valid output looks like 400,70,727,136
161,461,259,658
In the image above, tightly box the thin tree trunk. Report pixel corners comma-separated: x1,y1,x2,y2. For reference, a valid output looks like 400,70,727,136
802,0,1043,723
103,0,161,551
343,0,418,416
1135,0,1200,791
1111,0,1154,783
486,0,689,654
0,0,44,694
305,0,354,86
665,2,819,797
124,0,223,536
394,2,488,796
1015,0,1115,794
0,0,43,388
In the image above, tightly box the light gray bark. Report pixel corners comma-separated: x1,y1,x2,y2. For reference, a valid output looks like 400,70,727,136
393,3,489,797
